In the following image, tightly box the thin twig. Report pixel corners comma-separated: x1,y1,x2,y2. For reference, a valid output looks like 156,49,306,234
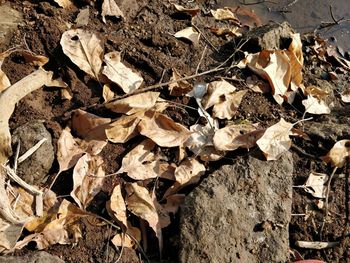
191,24,219,53
239,0,277,5
319,166,338,239
196,45,207,75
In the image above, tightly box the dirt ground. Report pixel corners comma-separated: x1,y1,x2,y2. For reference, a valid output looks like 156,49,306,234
1,0,350,262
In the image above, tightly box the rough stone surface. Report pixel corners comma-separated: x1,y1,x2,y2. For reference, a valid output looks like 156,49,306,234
0,251,65,263
12,121,54,185
244,21,295,51
179,152,294,263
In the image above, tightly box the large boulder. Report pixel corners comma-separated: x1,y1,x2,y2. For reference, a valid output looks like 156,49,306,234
179,152,294,263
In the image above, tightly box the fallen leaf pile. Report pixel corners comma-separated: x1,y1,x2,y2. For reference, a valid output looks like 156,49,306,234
0,0,349,260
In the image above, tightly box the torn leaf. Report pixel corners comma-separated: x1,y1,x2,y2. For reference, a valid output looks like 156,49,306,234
174,27,200,45
101,0,125,23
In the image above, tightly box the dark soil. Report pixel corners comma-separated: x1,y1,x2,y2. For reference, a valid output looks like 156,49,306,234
1,0,349,262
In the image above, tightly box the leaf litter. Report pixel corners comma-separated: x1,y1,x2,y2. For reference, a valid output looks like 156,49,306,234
0,1,349,262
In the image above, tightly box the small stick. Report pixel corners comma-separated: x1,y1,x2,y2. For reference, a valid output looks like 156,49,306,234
319,166,338,239
196,45,207,75
13,141,20,173
1,164,43,217
18,138,47,164
191,24,219,53
239,0,277,5
295,240,339,249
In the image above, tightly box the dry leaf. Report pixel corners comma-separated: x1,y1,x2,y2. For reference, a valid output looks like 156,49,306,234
125,183,162,240
174,27,200,45
210,27,242,37
61,29,103,79
185,124,222,161
213,123,264,151
288,33,304,66
0,218,23,252
75,7,90,27
70,154,105,209
341,86,350,103
321,140,350,168
72,109,111,140
0,68,54,164
56,127,85,175
202,80,237,109
302,95,330,115
107,184,127,229
173,4,200,17
246,50,292,105
106,114,141,143
103,51,143,94
138,111,191,147
303,172,328,198
53,0,73,8
169,68,192,96
162,194,185,214
212,90,248,119
111,222,141,248
164,158,205,197
256,118,293,161
106,92,160,115
211,8,240,25
15,200,88,250
102,84,115,102
102,0,125,23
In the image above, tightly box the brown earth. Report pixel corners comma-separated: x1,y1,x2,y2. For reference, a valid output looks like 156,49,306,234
1,0,350,262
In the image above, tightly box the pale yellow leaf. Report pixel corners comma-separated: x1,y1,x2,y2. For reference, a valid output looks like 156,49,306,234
103,51,143,94
105,114,141,143
174,27,200,45
102,0,125,23
302,95,330,115
138,111,191,147
0,58,10,92
53,0,73,8
60,29,103,79
213,123,264,151
0,68,54,164
212,89,248,119
202,80,236,109
106,184,127,228
256,118,293,160
321,140,350,168
210,26,242,37
106,92,160,115
164,158,205,197
70,154,105,209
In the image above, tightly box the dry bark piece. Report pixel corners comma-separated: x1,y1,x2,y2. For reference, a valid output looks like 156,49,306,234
101,0,125,23
256,118,293,161
60,29,103,79
0,68,54,164
138,111,191,148
102,51,143,94
174,27,200,45
70,154,105,209
105,92,160,115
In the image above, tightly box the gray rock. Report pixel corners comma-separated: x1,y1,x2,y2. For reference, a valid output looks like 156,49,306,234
0,3,23,51
12,121,54,185
179,152,294,263
243,22,295,51
0,251,65,263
